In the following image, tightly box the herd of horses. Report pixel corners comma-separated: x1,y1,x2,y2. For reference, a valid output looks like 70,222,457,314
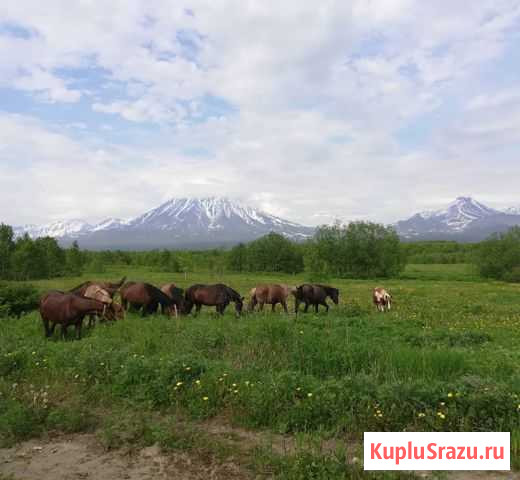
39,276,391,340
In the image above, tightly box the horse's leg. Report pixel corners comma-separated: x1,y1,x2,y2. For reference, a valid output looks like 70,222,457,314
42,316,51,337
220,302,228,314
321,301,329,313
271,302,276,313
282,300,288,314
61,324,68,340
259,301,265,312
314,303,319,314
295,299,300,314
304,302,309,313
195,304,202,316
76,319,83,340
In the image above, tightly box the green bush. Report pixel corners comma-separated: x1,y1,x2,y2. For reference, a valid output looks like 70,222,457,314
0,283,39,318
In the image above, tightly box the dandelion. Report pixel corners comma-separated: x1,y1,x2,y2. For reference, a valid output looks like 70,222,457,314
176,381,183,386
439,402,445,406
232,383,237,387
223,373,228,377
299,330,304,334
517,404,520,411
307,392,313,398
74,374,80,379
185,367,191,371
245,381,250,386
296,387,301,391
195,380,201,385
233,389,239,394
32,351,36,355
203,396,209,401
418,413,426,418
437,412,446,419
447,392,453,398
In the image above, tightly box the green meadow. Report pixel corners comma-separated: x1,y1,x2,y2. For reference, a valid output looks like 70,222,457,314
1,263,519,478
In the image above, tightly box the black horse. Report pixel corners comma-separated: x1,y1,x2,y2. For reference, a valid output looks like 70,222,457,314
184,284,244,316
294,284,339,314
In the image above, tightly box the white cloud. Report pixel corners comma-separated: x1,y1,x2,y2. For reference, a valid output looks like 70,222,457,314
0,1,519,225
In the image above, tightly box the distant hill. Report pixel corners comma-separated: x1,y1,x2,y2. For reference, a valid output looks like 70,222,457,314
13,197,315,250
394,196,520,241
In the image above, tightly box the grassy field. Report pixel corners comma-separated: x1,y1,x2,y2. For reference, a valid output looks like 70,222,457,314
1,264,519,478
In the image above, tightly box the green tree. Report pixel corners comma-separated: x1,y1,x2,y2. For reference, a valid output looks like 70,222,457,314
311,221,406,278
475,227,520,281
0,224,15,279
66,241,85,275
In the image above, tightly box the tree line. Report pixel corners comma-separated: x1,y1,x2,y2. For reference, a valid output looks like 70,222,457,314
3,219,520,282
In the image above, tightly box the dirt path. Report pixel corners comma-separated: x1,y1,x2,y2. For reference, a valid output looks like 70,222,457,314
0,434,249,480
1,430,517,480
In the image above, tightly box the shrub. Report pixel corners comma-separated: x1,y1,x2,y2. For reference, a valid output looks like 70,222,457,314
0,283,39,318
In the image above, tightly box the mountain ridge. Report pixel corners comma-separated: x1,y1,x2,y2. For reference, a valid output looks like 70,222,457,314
12,197,314,250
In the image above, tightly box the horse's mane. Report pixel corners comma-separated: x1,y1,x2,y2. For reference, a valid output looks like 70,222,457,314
68,281,91,293
144,283,173,305
225,286,242,302
318,285,338,296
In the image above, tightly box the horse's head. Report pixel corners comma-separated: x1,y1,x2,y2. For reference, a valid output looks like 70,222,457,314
235,297,245,316
112,302,125,320
329,288,339,305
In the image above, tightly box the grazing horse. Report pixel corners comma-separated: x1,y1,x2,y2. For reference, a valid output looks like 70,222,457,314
83,284,124,326
184,284,244,316
69,276,126,298
120,282,175,316
373,287,392,312
40,291,107,339
248,284,296,313
294,284,339,314
160,283,185,317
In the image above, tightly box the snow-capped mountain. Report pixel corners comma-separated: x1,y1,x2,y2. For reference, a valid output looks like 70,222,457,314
12,197,314,249
395,197,520,241
13,219,93,239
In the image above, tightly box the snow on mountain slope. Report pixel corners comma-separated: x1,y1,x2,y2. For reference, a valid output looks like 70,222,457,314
11,197,314,248
395,197,520,240
13,219,93,239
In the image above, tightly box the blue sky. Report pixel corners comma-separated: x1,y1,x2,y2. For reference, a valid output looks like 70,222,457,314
1,1,520,226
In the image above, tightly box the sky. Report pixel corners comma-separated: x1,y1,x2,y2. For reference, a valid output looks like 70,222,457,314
1,0,520,227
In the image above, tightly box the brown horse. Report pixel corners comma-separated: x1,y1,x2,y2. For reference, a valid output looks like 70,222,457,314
40,291,107,339
294,284,339,314
69,276,126,298
248,284,296,313
83,284,124,326
160,283,185,317
184,284,244,316
120,282,175,316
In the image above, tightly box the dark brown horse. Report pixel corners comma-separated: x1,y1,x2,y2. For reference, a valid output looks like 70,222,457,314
40,291,107,339
160,283,185,317
184,284,244,316
69,276,126,298
294,284,339,314
248,284,296,313
120,282,175,316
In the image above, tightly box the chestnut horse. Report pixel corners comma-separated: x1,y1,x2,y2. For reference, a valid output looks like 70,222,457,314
120,282,175,316
294,284,339,314
160,283,185,317
248,284,296,313
184,284,244,316
40,291,107,339
69,276,126,298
